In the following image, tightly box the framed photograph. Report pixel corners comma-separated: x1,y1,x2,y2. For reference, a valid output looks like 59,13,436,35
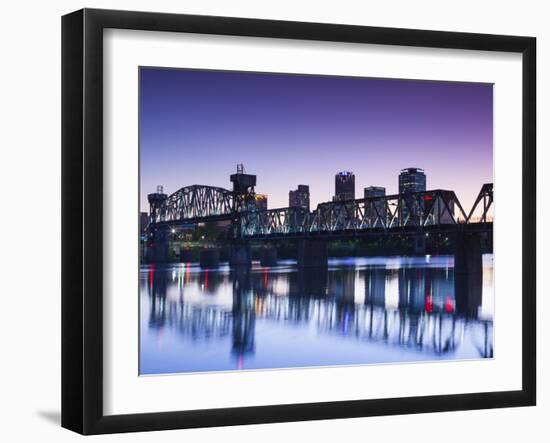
61,8,536,435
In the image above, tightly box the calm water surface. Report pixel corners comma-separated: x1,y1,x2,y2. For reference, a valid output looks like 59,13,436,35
140,255,494,375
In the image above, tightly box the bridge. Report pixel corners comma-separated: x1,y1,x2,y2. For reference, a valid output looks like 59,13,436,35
145,167,493,270
147,181,492,236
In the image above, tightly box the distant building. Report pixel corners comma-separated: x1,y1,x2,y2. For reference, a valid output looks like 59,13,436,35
289,185,310,211
398,168,427,226
364,186,386,199
333,171,355,201
364,186,386,228
253,194,268,211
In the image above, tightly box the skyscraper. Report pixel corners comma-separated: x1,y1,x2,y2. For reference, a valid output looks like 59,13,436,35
364,186,386,227
289,185,310,211
398,168,426,194
398,168,427,225
333,171,355,201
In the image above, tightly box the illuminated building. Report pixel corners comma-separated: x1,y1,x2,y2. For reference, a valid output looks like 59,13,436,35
289,185,310,210
398,168,426,225
333,171,355,201
398,167,426,194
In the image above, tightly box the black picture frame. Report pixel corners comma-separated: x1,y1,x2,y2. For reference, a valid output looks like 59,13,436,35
61,8,536,435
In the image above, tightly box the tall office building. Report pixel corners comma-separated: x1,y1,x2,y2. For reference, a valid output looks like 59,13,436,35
398,168,426,225
333,171,355,201
398,168,426,194
289,185,310,211
364,186,386,227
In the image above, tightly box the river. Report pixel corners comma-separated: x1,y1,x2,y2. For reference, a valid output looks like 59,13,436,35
140,255,494,375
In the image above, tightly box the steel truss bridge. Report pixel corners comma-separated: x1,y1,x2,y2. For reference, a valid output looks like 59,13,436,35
149,185,234,225
148,183,493,239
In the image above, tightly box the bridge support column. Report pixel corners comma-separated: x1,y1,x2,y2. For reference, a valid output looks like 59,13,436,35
454,232,483,316
259,246,278,267
414,234,427,255
230,243,252,267
297,239,328,268
146,226,170,263
200,249,220,268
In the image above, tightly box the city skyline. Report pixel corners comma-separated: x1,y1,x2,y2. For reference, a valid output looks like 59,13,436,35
140,68,493,212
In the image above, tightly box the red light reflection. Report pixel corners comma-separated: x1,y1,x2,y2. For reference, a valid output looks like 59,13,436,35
425,295,433,313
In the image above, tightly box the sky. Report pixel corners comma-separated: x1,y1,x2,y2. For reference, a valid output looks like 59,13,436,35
139,67,493,212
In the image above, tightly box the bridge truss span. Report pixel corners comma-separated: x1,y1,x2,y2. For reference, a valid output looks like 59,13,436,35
150,185,234,225
240,188,489,238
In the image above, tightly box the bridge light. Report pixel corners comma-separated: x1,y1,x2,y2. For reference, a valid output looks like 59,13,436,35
171,228,176,234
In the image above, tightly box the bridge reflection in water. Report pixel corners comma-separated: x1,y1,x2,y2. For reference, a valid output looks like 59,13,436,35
140,255,493,375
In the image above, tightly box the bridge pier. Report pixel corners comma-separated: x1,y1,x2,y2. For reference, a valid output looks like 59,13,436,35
200,248,221,268
146,226,170,263
230,243,252,267
454,232,483,316
297,239,328,268
259,246,278,267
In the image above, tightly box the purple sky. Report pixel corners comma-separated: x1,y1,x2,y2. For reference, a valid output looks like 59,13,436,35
139,67,493,212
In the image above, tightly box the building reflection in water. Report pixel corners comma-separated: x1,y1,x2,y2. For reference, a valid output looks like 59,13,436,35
141,255,494,374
